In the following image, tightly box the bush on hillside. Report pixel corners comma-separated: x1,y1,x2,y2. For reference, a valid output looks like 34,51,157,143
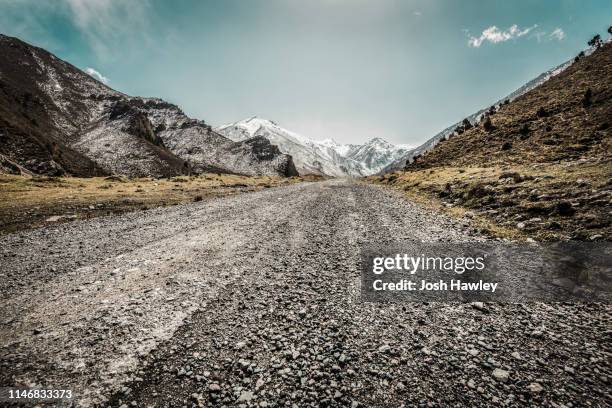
536,107,549,118
588,34,602,48
582,88,593,107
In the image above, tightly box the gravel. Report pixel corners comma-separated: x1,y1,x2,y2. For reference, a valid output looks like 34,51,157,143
0,179,610,407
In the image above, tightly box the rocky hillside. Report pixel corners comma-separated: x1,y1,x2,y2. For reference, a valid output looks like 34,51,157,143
379,55,579,174
217,117,410,176
0,34,297,178
376,42,611,241
407,43,610,169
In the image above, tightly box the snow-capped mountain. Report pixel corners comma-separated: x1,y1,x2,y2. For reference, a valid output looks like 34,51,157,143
342,137,413,174
0,34,297,177
216,117,411,177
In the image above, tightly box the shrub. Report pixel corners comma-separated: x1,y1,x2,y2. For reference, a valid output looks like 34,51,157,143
582,88,593,107
462,118,473,130
501,142,512,151
536,107,549,118
588,34,602,48
556,201,575,216
483,116,494,132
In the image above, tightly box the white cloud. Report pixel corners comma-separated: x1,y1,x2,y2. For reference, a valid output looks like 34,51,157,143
467,24,537,47
550,28,565,41
413,11,422,17
62,0,152,59
85,67,109,83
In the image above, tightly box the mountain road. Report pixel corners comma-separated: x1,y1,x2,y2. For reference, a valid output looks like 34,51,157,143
0,179,609,407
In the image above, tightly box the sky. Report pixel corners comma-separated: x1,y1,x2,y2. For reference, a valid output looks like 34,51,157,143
0,0,610,145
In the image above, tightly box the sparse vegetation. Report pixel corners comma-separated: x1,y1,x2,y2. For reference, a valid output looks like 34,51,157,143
536,106,549,118
370,161,611,241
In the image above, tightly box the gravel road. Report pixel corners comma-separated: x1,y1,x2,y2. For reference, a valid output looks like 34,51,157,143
0,179,609,407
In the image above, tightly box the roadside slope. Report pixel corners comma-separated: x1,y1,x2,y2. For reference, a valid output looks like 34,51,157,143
374,43,611,241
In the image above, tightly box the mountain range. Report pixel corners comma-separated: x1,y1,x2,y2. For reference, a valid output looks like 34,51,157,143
1,32,595,180
0,34,297,178
216,117,411,177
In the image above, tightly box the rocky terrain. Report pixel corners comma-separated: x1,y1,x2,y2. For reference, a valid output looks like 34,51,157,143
0,179,609,407
217,117,410,177
0,34,297,178
375,42,611,241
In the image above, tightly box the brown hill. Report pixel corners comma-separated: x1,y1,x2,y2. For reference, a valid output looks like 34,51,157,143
408,42,611,169
375,42,611,241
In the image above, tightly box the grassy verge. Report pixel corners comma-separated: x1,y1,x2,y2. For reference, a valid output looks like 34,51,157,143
367,159,611,241
0,173,323,235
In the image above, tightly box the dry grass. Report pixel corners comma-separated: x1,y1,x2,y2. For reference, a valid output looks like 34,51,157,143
0,173,322,234
369,159,612,241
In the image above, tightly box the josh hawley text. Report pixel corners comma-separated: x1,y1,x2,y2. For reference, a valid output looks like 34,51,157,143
372,279,498,293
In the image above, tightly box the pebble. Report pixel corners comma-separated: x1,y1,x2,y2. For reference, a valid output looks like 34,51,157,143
492,368,509,383
527,382,544,393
